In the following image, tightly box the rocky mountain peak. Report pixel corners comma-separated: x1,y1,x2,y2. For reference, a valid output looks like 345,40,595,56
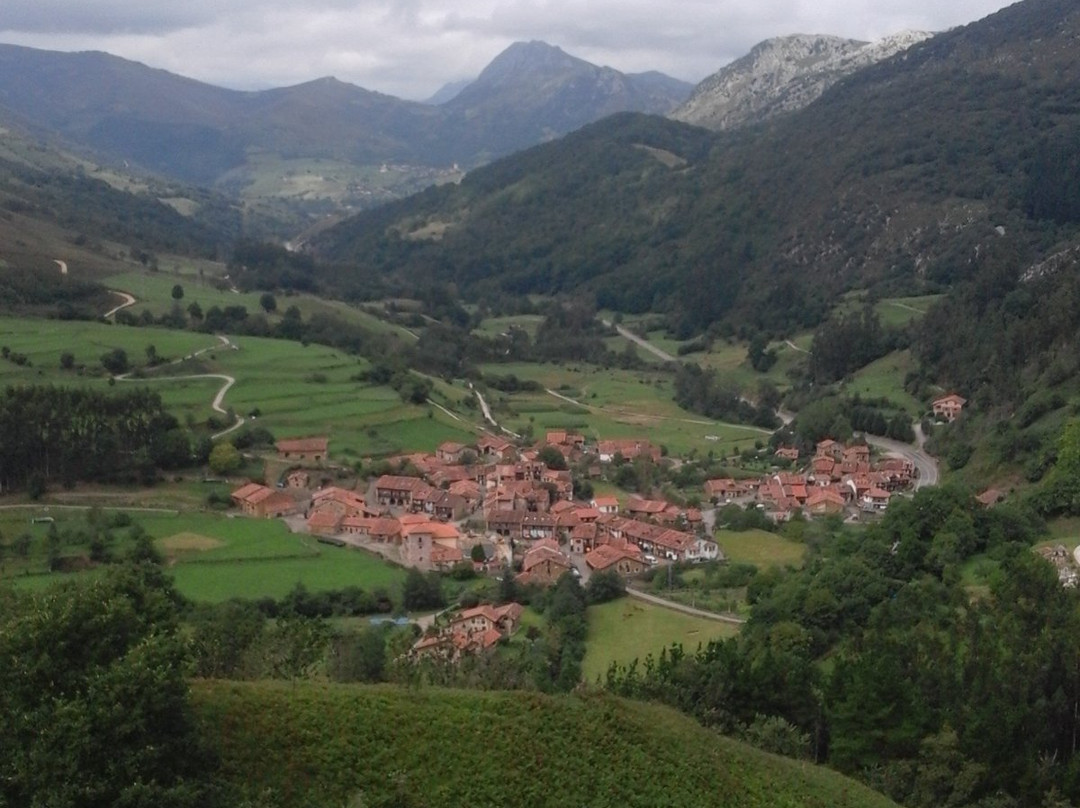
671,31,933,131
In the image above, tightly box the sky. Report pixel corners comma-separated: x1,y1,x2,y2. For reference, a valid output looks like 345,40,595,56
0,0,1018,100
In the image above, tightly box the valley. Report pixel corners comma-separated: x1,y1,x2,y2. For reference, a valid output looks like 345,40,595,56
3,1,1080,806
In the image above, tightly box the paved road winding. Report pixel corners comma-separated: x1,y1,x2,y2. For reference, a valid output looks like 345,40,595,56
865,433,939,489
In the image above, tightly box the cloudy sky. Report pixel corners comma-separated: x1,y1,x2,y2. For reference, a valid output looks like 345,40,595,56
0,0,1017,100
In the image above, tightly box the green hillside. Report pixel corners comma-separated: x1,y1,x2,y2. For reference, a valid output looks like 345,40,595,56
313,0,1080,336
194,679,899,808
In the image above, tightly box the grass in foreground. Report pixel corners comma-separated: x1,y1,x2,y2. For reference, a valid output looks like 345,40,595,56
583,597,738,681
194,680,900,808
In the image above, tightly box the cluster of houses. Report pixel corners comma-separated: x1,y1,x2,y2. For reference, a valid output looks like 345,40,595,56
705,437,917,522
230,429,722,584
410,601,524,662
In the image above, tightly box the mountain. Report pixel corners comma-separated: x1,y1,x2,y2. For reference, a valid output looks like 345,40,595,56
312,0,1080,339
0,41,690,217
196,679,900,808
671,31,932,131
425,78,472,105
0,112,256,274
440,41,692,160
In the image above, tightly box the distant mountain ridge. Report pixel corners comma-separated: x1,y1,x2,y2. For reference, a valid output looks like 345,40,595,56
672,31,932,130
438,41,692,159
0,40,690,203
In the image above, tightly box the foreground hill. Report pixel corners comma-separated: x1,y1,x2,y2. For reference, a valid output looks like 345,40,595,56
194,680,899,808
312,0,1080,337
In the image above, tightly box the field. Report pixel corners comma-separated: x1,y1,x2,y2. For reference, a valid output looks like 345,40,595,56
714,529,807,568
195,680,900,808
103,269,418,342
479,361,766,456
0,508,406,603
0,316,478,458
582,597,739,681
841,350,924,414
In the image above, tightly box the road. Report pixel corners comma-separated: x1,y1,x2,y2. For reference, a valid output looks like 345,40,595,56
626,587,745,625
471,384,497,427
599,320,941,489
115,336,246,439
864,432,939,489
103,290,137,319
601,319,676,362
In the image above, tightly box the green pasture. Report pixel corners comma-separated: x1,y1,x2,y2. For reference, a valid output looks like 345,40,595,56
582,597,739,681
841,350,924,413
875,294,944,328
0,508,405,603
473,314,545,339
480,361,766,456
714,529,807,568
0,316,475,457
0,316,216,385
193,334,476,457
104,269,417,342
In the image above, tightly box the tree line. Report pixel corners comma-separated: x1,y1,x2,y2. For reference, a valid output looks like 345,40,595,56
0,385,196,492
603,485,1080,808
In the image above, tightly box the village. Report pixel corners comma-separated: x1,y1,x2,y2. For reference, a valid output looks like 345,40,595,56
228,424,932,661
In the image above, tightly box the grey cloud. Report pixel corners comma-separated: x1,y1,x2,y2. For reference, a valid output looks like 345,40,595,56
0,0,1016,99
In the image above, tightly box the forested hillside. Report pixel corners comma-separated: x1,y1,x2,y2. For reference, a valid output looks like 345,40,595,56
313,0,1080,338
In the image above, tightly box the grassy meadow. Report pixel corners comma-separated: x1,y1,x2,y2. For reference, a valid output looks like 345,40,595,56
582,597,739,681
0,507,406,603
0,315,477,458
479,361,766,456
714,529,807,569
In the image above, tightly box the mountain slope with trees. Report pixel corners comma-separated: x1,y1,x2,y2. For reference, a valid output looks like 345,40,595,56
313,0,1080,339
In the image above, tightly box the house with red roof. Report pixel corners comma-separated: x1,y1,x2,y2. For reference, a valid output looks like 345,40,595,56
374,475,434,509
860,487,892,512
276,436,329,465
932,393,967,422
585,542,649,577
231,483,298,519
591,496,619,514
516,540,573,586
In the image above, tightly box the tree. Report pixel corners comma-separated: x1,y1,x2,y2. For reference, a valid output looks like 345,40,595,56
327,627,387,683
187,301,203,322
171,283,184,301
538,445,568,470
208,441,242,475
402,568,444,611
59,352,75,370
586,569,626,604
0,566,214,807
100,347,129,376
259,292,277,314
470,543,487,563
